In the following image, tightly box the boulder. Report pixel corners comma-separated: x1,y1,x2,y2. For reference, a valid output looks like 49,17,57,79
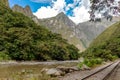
57,66,79,73
45,68,64,77
41,68,65,76
78,57,84,63
41,68,49,73
41,66,80,77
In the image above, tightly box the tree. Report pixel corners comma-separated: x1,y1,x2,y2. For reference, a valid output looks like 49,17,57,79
89,0,120,21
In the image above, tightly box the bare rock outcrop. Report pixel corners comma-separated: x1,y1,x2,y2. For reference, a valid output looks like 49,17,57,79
11,4,120,52
56,66,79,73
12,5,39,23
12,5,33,17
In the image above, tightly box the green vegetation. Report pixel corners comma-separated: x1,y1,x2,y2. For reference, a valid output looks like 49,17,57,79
40,13,85,51
0,3,79,61
78,58,103,68
82,21,120,64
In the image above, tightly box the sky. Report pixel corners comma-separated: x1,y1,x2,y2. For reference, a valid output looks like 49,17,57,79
9,0,91,24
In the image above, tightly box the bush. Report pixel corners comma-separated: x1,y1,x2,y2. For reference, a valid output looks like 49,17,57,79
82,58,103,67
77,62,84,69
0,3,79,61
0,52,10,61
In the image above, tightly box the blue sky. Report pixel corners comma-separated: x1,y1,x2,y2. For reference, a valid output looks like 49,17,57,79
9,0,51,12
9,0,91,24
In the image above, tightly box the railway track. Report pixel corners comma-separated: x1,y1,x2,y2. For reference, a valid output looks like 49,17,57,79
104,61,120,80
81,61,120,80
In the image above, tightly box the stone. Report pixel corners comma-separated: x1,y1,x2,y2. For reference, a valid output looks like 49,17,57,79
46,68,63,77
12,5,33,17
41,68,49,73
12,5,39,24
78,57,84,63
57,66,79,73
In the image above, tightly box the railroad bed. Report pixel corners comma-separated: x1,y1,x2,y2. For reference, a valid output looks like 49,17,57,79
60,61,120,80
82,61,119,80
105,61,120,80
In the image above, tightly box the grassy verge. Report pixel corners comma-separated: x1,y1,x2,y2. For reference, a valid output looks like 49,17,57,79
0,62,78,80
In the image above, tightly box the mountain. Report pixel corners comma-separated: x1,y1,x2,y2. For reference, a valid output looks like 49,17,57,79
12,5,86,51
82,21,120,61
12,5,39,23
11,5,120,52
0,1,79,61
76,17,120,47
12,5,33,17
39,12,85,51
39,14,119,50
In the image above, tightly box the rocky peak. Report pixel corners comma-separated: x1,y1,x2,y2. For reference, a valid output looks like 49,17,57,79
57,12,66,18
39,12,85,51
75,17,120,47
24,5,33,17
0,0,9,7
12,5,33,17
56,12,75,27
12,5,23,11
12,4,39,23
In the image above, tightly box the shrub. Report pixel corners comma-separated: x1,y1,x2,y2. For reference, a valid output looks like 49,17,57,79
0,3,79,61
77,62,84,69
80,58,103,67
0,52,10,61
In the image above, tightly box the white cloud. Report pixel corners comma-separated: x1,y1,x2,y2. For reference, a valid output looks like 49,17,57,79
33,6,58,18
34,0,91,24
31,0,52,3
52,0,66,13
65,0,81,10
33,0,66,19
82,0,90,9
65,4,72,11
69,6,90,24
68,0,90,24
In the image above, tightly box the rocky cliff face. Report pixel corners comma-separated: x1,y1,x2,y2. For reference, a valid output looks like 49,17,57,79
12,5,39,23
75,17,120,47
39,12,85,51
0,0,9,7
11,5,86,51
40,13,120,49
11,4,120,51
12,5,32,17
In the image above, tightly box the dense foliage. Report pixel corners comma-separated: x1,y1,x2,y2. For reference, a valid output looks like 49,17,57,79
78,58,103,68
89,0,120,21
82,21,120,61
78,0,120,67
0,3,79,61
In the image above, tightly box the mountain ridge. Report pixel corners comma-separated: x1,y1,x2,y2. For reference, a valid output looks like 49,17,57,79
82,21,120,61
39,12,85,51
12,5,33,17
11,4,120,51
12,5,39,24
76,17,120,47
0,0,79,60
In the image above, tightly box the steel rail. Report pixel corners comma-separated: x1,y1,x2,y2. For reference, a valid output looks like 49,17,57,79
81,61,120,80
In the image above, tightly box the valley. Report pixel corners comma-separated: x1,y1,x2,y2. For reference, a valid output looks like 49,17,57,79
0,0,120,80
12,4,120,51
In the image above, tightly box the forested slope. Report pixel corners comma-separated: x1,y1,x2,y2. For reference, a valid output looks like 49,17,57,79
0,2,79,61
82,21,120,61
